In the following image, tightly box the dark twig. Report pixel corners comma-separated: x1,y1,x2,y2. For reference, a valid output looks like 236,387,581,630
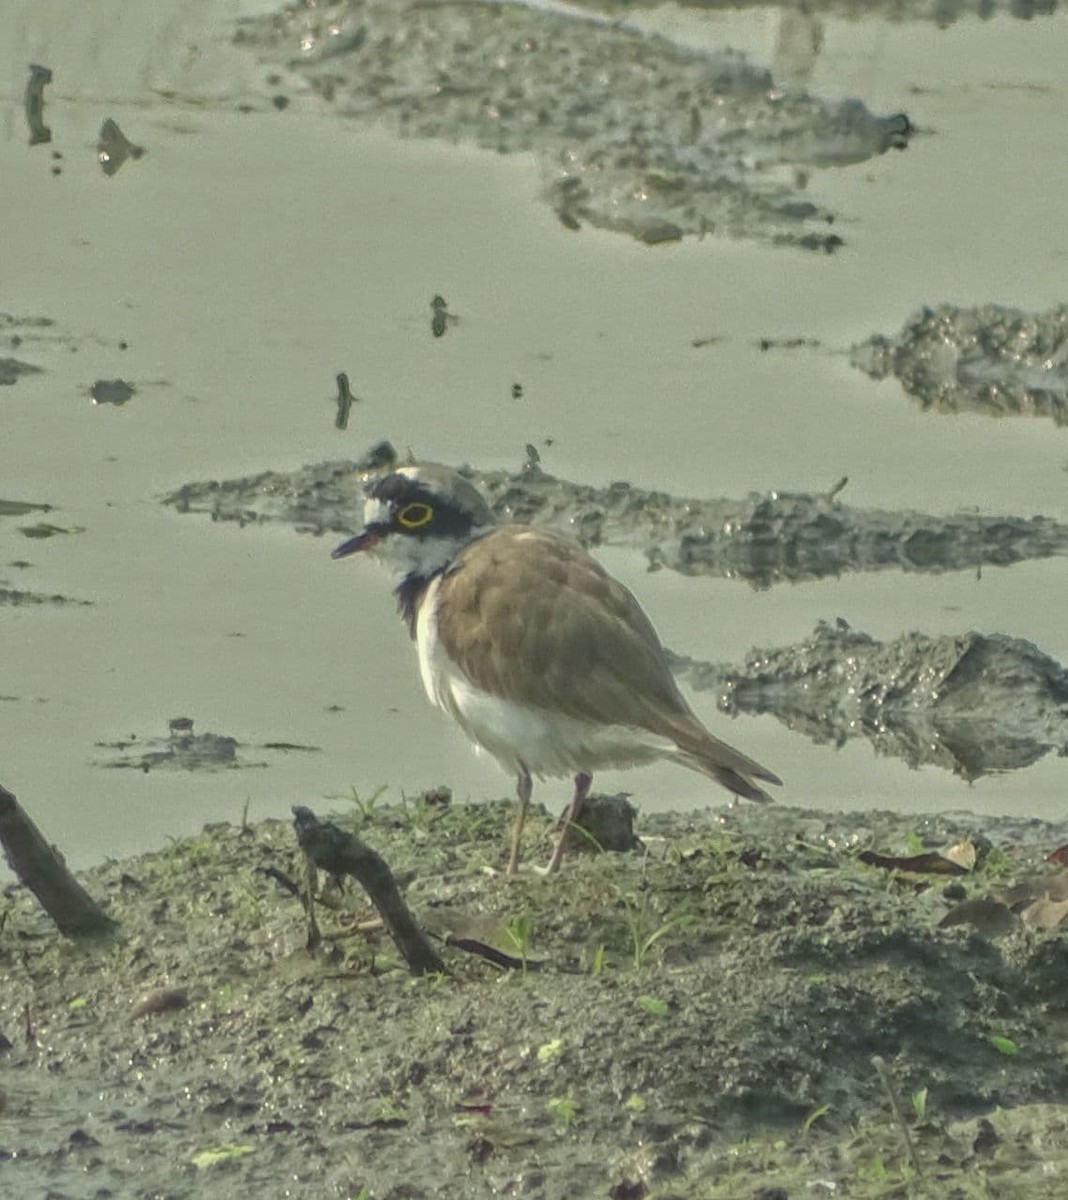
291,806,445,976
334,373,357,430
0,782,117,938
444,934,545,972
24,64,52,146
260,865,302,897
871,1055,923,1177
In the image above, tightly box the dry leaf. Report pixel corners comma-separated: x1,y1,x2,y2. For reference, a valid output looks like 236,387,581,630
998,868,1068,909
1020,896,1068,930
859,850,967,876
943,839,977,871
939,898,1018,938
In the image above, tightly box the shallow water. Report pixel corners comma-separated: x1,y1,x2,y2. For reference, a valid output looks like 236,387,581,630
2,0,1067,875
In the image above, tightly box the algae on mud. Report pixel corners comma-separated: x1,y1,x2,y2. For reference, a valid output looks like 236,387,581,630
4,798,1068,1198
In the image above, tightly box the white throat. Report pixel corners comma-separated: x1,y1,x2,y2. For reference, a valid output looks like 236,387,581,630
363,496,488,582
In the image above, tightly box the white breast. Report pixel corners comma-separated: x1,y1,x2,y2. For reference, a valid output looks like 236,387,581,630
415,576,675,780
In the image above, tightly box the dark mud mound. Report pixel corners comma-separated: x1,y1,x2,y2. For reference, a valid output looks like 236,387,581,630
4,803,1068,1198
673,620,1068,779
235,0,909,249
852,303,1068,423
163,454,1068,588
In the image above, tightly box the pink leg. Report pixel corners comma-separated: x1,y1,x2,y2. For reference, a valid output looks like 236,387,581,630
508,769,533,875
545,772,592,874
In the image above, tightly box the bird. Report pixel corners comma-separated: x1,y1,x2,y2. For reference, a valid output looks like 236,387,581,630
332,463,781,873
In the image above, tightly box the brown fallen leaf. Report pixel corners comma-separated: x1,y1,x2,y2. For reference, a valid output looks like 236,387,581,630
1046,843,1068,867
939,897,1019,938
943,839,978,871
998,867,1068,909
132,987,189,1018
1020,895,1068,930
858,850,967,876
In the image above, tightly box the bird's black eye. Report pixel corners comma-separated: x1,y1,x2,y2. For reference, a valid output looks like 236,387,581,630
397,502,433,529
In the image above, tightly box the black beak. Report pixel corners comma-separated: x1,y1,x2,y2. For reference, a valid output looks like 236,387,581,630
331,527,383,559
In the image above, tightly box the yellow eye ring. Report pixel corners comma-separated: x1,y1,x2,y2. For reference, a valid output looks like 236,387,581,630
397,502,433,529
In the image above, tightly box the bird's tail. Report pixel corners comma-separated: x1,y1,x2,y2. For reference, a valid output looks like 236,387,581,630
672,727,782,804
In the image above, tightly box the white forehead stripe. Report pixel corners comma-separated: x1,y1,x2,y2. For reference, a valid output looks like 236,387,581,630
363,496,391,524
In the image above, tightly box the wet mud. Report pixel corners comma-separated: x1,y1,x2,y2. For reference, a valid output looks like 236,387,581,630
235,0,910,249
593,1,1058,19
671,620,1068,781
0,588,90,609
852,304,1068,424
1,310,130,385
0,358,43,386
2,500,88,607
4,801,1068,1198
93,718,320,772
163,453,1068,588
89,379,136,407
96,118,145,178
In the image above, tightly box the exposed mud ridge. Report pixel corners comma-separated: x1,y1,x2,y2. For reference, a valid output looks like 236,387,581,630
671,620,1068,780
93,718,319,772
0,357,43,386
4,802,1068,1198
608,0,1061,21
234,0,909,249
163,452,1068,588
0,587,90,608
851,303,1068,423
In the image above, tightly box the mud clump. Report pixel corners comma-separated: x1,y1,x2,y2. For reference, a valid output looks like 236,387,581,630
235,0,910,249
163,453,1068,589
852,303,1068,423
673,619,1068,780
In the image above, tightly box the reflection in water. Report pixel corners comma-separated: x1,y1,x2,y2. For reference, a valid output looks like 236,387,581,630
163,455,1068,589
672,620,1068,780
853,304,1068,424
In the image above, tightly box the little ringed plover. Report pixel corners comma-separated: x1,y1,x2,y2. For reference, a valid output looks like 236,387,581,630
332,463,781,873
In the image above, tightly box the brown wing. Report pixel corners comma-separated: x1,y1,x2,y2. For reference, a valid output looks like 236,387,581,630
434,527,780,792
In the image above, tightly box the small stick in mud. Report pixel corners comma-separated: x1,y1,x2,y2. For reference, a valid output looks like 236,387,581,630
291,805,445,976
430,294,456,338
0,782,117,938
444,933,544,972
301,854,323,952
334,372,357,430
24,64,53,146
871,1054,923,1178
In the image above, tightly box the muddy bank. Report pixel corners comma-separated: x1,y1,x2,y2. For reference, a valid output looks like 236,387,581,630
852,304,1068,424
4,800,1068,1198
671,620,1068,780
235,0,909,249
163,452,1068,588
